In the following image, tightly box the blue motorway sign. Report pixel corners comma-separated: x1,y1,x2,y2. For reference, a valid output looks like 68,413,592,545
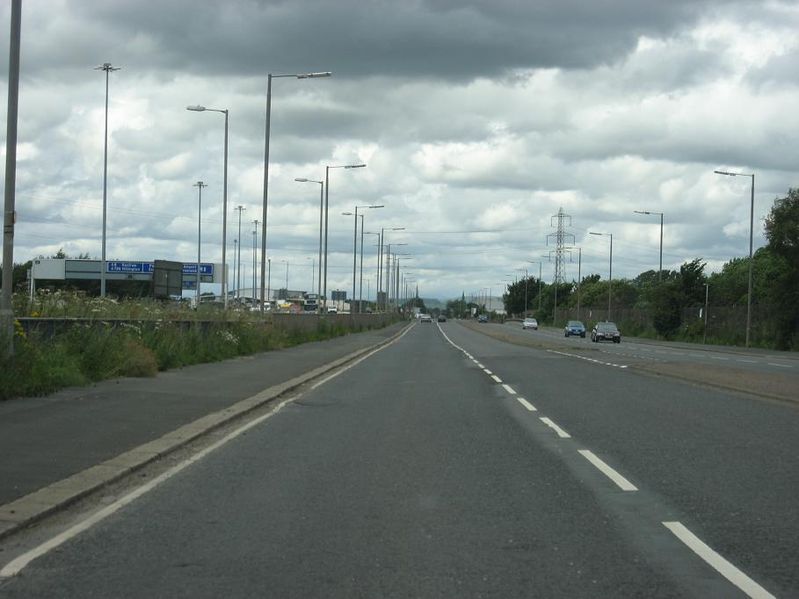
183,263,214,275
107,261,154,274
106,261,213,276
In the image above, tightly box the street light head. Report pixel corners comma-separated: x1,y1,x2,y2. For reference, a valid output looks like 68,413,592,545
297,71,332,79
714,170,734,176
368,205,384,209
634,210,650,215
589,231,601,236
391,227,405,231
344,164,366,169
341,211,353,216
186,105,206,112
295,178,308,182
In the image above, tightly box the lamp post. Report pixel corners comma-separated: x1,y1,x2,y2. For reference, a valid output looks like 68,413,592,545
252,220,259,303
703,283,710,344
95,62,120,298
234,205,246,299
634,210,664,282
379,227,404,311
322,164,366,307
260,71,332,314
187,104,229,308
527,260,543,312
364,232,380,305
294,177,324,303
193,181,207,306
714,169,756,347
1,0,21,354
589,231,613,320
281,259,289,294
342,205,383,312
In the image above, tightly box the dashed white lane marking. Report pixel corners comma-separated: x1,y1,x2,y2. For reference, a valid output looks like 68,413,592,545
768,362,792,368
548,349,629,369
490,374,503,383
663,522,775,599
711,356,729,361
539,417,571,438
516,397,537,411
737,359,757,364
483,369,493,375
501,384,517,395
476,362,485,368
578,450,638,491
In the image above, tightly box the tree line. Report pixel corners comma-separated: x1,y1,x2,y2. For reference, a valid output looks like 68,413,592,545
499,189,798,350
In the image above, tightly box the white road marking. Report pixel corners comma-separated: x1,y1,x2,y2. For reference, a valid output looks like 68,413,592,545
490,374,503,383
501,384,517,395
578,450,638,491
711,356,729,361
516,397,537,411
737,359,757,364
483,369,493,375
539,417,571,438
0,322,414,579
768,363,792,368
548,349,629,369
476,362,485,368
663,521,775,599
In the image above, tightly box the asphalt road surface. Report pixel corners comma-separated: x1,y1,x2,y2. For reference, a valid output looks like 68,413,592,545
1,321,797,598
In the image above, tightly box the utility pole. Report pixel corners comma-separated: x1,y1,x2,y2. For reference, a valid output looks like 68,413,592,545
252,220,259,303
193,181,207,306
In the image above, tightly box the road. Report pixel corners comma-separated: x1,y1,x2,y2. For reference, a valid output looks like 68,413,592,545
1,321,797,597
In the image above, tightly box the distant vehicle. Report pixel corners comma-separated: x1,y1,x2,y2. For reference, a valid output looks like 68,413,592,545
477,314,489,323
564,320,586,338
591,321,621,343
437,315,447,322
522,318,538,330
327,306,338,314
420,314,433,323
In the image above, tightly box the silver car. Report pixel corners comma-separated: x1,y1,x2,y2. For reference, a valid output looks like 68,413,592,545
522,318,538,330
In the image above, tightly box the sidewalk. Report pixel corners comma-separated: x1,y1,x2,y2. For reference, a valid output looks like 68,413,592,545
0,322,406,535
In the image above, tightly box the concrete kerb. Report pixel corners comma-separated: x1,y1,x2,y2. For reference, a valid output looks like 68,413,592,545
0,321,411,542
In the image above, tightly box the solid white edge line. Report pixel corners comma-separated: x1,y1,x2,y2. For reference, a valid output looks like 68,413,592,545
0,323,414,579
578,449,638,491
501,384,517,395
516,397,537,411
662,521,775,599
539,417,571,438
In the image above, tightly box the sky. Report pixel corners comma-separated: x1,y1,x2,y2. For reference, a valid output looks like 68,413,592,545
2,0,798,301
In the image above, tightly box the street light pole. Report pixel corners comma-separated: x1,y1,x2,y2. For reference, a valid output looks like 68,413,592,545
714,169,755,347
1,0,21,355
378,227,404,311
234,205,245,299
193,181,207,306
322,164,366,307
295,177,324,311
95,62,120,298
260,71,332,314
187,105,229,308
634,210,664,282
589,231,613,320
252,220,259,303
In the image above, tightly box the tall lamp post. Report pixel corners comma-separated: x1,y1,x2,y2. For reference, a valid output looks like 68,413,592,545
714,169,755,347
95,62,120,298
252,220,259,303
187,105,228,307
589,231,613,320
342,204,383,312
193,181,207,306
260,71,331,314
234,205,246,299
294,177,324,302
379,227,404,311
634,210,664,282
364,231,381,304
322,164,366,307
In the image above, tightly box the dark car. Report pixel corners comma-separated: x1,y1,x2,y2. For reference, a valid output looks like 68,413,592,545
477,314,488,323
591,321,621,343
437,315,447,322
564,320,586,338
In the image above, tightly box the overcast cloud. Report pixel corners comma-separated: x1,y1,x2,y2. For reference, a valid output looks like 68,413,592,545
2,0,798,300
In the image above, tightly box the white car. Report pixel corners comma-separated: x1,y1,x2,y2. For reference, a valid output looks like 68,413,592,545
522,318,538,330
420,314,433,323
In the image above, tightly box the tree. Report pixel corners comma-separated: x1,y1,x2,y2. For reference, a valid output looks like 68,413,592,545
764,189,799,348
